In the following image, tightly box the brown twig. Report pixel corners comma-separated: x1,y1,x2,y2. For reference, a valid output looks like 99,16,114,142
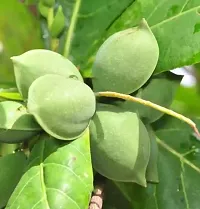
89,184,104,209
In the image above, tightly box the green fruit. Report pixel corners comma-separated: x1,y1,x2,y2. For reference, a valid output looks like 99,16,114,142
27,74,96,140
145,125,159,183
90,104,150,186
92,18,159,94
121,72,181,123
0,101,41,143
50,6,65,38
11,49,83,100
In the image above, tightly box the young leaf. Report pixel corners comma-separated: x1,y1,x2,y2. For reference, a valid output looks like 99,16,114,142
0,101,41,143
27,74,96,140
0,152,27,208
6,130,93,209
11,49,83,99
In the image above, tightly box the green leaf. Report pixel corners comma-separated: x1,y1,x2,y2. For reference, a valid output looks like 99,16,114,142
106,1,200,74
0,0,43,88
0,91,23,101
0,152,27,208
27,74,96,140
0,101,41,143
121,72,182,123
90,103,150,186
105,116,200,209
6,130,93,209
103,180,132,209
56,0,134,67
11,49,83,99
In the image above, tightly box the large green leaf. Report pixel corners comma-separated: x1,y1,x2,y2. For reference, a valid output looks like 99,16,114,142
55,0,134,68
0,0,43,88
52,0,200,76
106,0,200,74
109,116,200,209
0,152,27,208
6,130,93,209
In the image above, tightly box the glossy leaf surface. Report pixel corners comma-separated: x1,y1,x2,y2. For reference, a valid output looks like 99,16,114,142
6,131,93,209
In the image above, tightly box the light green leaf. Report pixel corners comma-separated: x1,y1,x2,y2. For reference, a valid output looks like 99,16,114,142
106,0,200,74
6,130,93,209
28,74,96,140
0,152,27,208
0,0,43,88
0,91,23,101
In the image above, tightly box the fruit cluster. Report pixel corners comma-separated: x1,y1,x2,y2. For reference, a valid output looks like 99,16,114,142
0,19,178,187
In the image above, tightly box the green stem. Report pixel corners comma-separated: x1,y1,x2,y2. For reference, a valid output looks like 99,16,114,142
47,7,54,29
63,0,81,58
95,91,200,137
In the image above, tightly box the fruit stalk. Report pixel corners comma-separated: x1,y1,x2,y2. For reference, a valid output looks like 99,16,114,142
95,91,200,137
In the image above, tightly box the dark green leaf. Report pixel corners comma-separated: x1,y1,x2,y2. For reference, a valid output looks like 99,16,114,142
103,180,132,209
6,130,93,209
106,1,200,74
56,0,134,69
0,152,27,208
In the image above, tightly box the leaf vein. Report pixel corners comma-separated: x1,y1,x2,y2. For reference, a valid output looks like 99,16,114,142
157,138,200,173
44,162,90,192
46,187,81,209
151,5,200,29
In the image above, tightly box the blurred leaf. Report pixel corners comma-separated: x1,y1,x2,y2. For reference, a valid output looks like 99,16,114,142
0,92,23,101
0,0,43,88
6,130,93,209
172,86,200,117
0,152,27,208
